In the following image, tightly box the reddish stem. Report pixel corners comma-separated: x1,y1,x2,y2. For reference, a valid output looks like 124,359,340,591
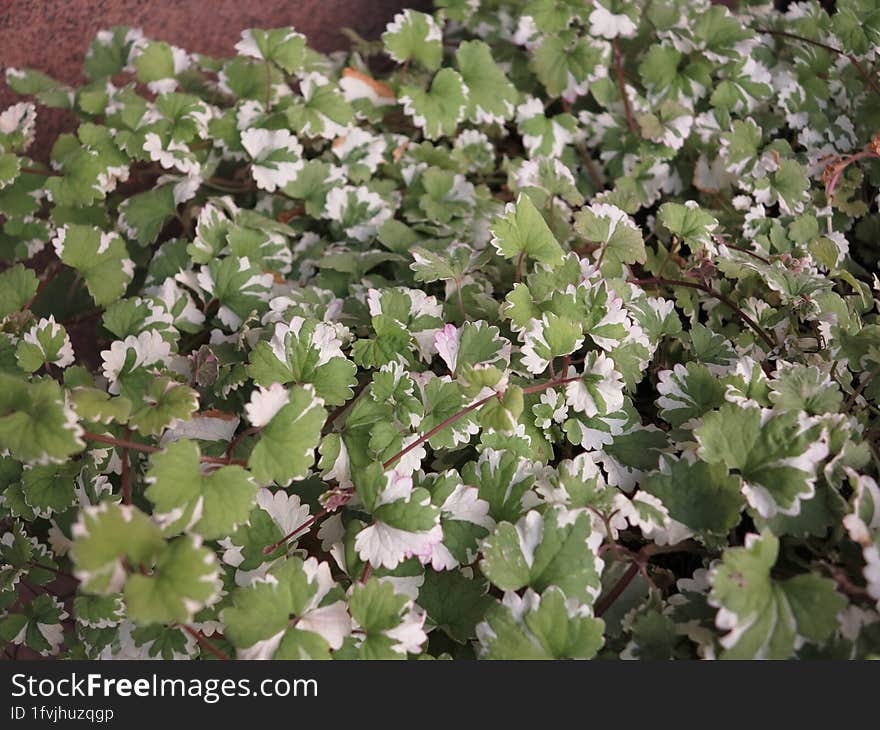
263,508,330,555
757,27,880,97
613,37,638,135
628,277,776,351
576,145,605,190
23,260,62,311
381,375,582,471
83,431,247,466
723,243,771,265
181,625,230,660
225,426,260,460
32,561,76,580
264,60,273,112
19,165,60,177
596,561,639,617
826,149,880,199
121,428,132,505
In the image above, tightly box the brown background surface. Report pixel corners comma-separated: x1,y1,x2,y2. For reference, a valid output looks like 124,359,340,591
0,0,427,159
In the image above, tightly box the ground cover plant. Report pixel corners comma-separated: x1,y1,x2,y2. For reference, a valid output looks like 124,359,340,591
1,0,880,660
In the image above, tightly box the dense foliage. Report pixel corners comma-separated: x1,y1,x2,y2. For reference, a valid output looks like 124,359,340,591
1,0,880,660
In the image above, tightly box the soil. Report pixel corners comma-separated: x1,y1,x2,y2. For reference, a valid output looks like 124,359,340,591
0,0,429,161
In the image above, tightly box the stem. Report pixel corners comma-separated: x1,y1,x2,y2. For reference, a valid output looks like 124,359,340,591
826,149,880,199
31,561,76,580
321,379,369,436
397,59,410,86
84,431,159,453
575,143,604,190
23,578,67,600
203,177,254,193
181,625,230,661
596,561,639,617
456,279,466,321
61,307,103,327
381,375,582,471
594,539,701,617
23,260,62,311
844,370,876,411
83,431,246,466
263,508,329,555
121,428,132,506
264,61,273,112
360,561,372,583
19,165,60,177
756,27,880,97
225,426,260,460
383,396,492,470
595,241,608,271
724,243,770,265
514,251,525,283
629,277,777,351
613,37,638,135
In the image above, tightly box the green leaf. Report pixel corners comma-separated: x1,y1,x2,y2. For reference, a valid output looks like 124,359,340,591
401,69,467,140
0,153,21,188
247,384,326,486
709,531,846,659
643,454,744,536
20,462,78,518
658,201,718,249
349,578,426,658
0,373,84,464
241,128,304,193
247,318,357,406
128,376,199,437
52,225,134,306
478,587,604,659
516,103,583,157
656,362,726,427
462,449,536,523
758,158,810,216
479,384,523,433
0,264,38,318
520,313,583,374
768,365,843,416
418,570,492,643
118,184,177,246
5,69,73,108
124,535,221,624
289,75,353,140
84,26,141,80
696,404,827,519
490,193,564,266
0,593,67,656
531,35,601,100
382,10,443,70
132,41,185,90
223,556,344,658
455,41,518,124
481,507,603,604
574,203,644,276
235,28,307,74
69,388,132,425
418,377,475,450
145,439,258,539
70,503,165,594
73,593,125,628
15,316,74,372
